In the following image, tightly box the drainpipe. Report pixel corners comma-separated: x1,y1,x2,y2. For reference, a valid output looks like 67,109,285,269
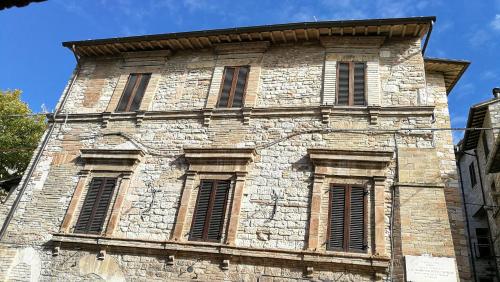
0,45,81,240
422,20,434,56
473,149,500,281
456,150,478,282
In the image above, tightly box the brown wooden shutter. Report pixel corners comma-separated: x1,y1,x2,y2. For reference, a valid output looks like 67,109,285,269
353,63,366,105
348,186,366,251
116,73,151,112
217,66,249,108
328,184,367,252
74,177,117,234
190,180,213,240
207,180,230,241
189,180,230,242
328,185,346,250
337,63,350,105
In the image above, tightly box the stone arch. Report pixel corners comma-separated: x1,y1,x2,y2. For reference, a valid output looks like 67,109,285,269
6,247,41,282
79,254,125,282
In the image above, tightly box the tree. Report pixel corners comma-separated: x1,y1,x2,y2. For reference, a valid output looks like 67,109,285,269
0,90,46,185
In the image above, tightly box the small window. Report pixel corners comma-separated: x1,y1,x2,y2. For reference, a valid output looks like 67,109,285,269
476,228,492,258
327,184,367,252
189,180,230,242
482,132,490,159
116,73,151,112
469,163,477,188
217,66,249,108
336,62,366,106
74,177,117,234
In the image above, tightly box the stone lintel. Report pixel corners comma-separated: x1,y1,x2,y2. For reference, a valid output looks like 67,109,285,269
80,149,144,171
320,36,386,49
214,41,270,55
308,149,393,166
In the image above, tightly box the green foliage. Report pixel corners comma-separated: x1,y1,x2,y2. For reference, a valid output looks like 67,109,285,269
0,90,46,181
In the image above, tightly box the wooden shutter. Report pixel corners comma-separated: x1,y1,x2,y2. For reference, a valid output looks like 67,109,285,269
337,63,350,105
353,63,366,105
328,184,367,252
217,66,249,108
190,180,230,242
328,185,346,250
116,73,151,112
74,177,117,234
349,186,366,251
337,62,366,106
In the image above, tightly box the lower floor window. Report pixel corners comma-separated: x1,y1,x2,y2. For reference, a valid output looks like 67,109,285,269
74,177,117,234
189,180,230,242
327,184,367,252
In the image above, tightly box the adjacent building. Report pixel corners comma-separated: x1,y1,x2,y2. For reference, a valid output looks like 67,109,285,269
457,88,500,282
0,17,472,281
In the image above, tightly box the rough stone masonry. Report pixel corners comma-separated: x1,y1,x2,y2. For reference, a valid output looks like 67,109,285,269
0,17,472,281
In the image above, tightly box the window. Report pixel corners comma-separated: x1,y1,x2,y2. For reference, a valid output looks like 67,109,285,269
336,62,366,106
74,177,117,234
482,132,490,159
189,180,230,242
469,162,477,188
476,228,492,258
217,66,249,108
327,184,367,252
116,73,151,112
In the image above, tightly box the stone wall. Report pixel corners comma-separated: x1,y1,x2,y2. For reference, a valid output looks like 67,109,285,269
0,37,470,281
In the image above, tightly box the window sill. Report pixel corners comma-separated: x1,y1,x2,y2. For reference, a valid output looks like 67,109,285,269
51,233,390,269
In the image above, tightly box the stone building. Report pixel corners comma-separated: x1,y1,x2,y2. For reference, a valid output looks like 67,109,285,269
0,17,472,281
457,88,500,282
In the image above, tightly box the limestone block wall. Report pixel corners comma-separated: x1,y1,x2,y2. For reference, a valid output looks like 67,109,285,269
0,37,470,281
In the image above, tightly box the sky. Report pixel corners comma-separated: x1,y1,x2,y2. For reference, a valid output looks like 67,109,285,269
1,0,499,142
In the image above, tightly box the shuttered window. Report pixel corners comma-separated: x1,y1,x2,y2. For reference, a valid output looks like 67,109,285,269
327,184,367,252
469,162,477,188
217,66,249,108
189,180,230,242
116,73,151,112
336,62,366,106
482,132,490,158
74,177,117,234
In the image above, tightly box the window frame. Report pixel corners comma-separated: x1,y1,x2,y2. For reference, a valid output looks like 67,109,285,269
469,162,477,188
482,131,490,159
216,66,250,108
188,179,231,243
475,228,492,258
326,184,368,253
335,61,367,106
73,176,118,235
115,73,152,112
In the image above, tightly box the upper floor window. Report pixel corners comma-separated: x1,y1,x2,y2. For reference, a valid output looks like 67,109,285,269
327,184,367,252
217,66,249,108
482,132,490,159
116,73,151,112
337,62,366,106
74,177,117,234
189,179,230,242
469,162,477,188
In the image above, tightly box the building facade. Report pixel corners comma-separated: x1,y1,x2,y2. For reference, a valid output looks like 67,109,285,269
0,17,472,281
457,88,500,282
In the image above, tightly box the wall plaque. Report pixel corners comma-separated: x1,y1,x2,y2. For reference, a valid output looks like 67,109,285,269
405,255,458,282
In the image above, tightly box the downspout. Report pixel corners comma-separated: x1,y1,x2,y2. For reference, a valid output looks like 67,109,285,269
422,19,434,56
456,150,478,282
473,149,500,282
0,45,81,240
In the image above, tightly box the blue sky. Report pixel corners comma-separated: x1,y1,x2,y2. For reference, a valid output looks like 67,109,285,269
1,0,499,142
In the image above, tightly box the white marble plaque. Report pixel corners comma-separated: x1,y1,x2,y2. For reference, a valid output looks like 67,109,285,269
405,255,458,282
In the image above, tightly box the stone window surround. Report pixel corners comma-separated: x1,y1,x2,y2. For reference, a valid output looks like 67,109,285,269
59,148,144,237
202,41,269,126
171,147,256,246
307,148,392,257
